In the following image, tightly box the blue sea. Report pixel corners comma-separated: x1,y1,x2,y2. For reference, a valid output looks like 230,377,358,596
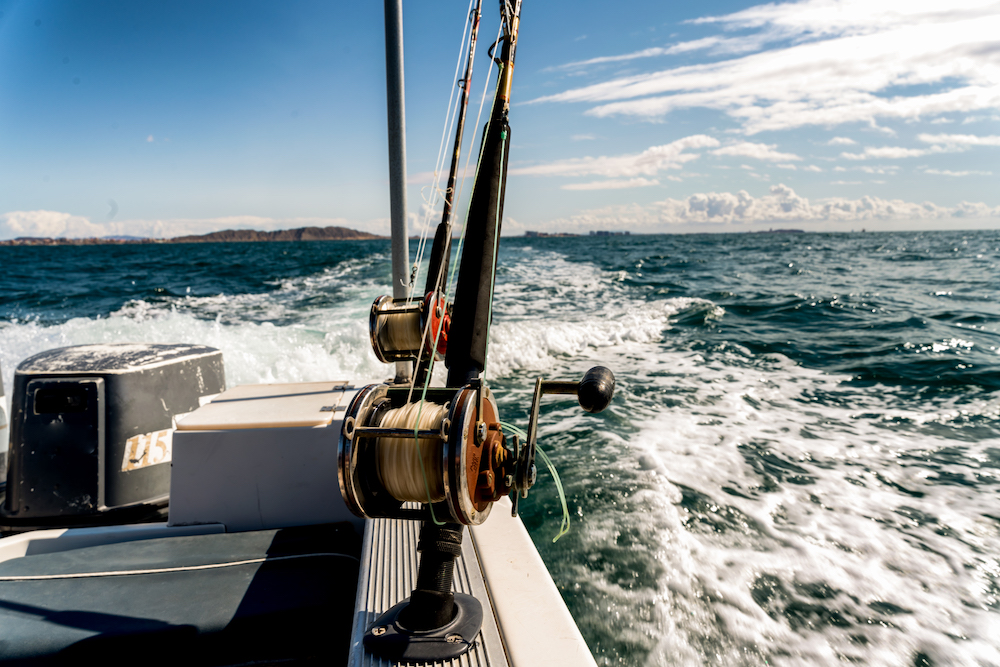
1,230,999,666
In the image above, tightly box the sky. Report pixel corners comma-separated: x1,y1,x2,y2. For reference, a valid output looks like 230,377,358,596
1,0,998,239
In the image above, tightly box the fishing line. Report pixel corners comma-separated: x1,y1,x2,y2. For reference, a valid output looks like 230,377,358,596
404,4,497,401
0,552,360,581
376,401,448,503
536,447,570,542
375,308,423,353
404,13,503,398
408,0,477,300
498,421,572,542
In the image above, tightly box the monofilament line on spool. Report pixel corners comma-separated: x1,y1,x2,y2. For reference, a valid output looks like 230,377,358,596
376,401,448,503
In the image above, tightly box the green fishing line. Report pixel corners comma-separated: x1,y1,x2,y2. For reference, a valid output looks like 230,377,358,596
535,447,571,542
497,421,571,542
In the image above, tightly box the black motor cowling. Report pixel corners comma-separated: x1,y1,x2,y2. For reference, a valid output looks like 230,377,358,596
3,343,225,528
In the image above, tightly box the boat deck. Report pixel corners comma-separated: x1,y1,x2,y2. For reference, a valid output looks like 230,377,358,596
351,515,508,667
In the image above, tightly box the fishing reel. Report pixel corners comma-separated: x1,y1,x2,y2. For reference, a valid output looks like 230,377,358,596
369,292,450,363
337,366,615,525
338,380,508,525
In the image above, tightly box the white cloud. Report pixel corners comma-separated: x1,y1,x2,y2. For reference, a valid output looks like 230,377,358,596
924,168,993,176
962,114,1000,124
509,134,719,178
146,135,154,142
539,184,1000,231
858,165,900,174
712,141,802,161
0,210,106,239
917,133,1000,146
561,178,660,190
547,35,770,72
0,211,379,240
803,165,824,172
531,0,1000,134
827,137,857,145
571,134,597,141
841,146,936,159
839,137,996,161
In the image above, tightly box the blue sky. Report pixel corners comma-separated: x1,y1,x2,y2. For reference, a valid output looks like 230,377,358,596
1,0,998,239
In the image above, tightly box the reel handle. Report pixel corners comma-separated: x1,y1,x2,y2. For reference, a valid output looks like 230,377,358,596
540,366,616,414
511,366,615,516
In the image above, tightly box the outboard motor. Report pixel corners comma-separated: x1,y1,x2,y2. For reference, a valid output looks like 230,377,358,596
2,343,224,529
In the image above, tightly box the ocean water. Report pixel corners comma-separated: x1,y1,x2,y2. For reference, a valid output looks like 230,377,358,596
1,230,999,666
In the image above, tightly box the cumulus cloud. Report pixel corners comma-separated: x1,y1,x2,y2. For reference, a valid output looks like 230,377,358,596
509,134,719,179
0,211,107,239
538,184,1000,232
0,211,378,241
712,141,801,161
827,137,857,145
803,165,824,172
530,0,1000,134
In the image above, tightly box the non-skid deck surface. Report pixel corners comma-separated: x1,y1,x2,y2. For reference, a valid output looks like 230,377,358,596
351,516,509,667
0,523,361,665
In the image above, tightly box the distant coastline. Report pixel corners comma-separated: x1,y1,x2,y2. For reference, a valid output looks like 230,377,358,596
0,226,384,247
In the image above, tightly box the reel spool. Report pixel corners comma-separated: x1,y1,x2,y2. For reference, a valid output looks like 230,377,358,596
338,382,511,525
369,293,450,363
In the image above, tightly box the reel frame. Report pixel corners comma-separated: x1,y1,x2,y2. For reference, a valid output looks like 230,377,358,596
338,382,503,526
368,293,450,364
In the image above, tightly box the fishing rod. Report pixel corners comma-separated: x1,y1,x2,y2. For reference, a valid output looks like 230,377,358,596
413,0,483,388
444,0,521,388
423,0,482,299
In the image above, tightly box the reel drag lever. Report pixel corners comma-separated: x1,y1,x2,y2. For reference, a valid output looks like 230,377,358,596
511,366,615,516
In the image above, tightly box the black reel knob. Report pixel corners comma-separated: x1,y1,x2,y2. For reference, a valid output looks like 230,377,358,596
578,366,615,413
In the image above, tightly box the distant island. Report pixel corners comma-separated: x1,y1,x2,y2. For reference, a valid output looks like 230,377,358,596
171,226,383,243
0,226,384,247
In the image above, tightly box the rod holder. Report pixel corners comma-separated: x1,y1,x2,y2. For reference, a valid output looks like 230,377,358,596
363,521,483,662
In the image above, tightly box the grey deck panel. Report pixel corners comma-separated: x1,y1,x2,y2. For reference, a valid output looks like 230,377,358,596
0,523,361,664
350,514,509,667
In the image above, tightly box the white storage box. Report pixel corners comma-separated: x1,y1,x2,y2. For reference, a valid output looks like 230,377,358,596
168,382,361,532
